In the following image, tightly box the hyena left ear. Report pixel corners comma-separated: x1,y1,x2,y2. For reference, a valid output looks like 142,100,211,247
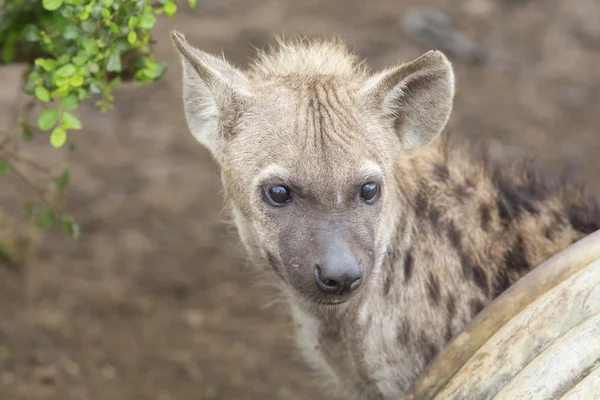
171,30,252,161
360,50,455,149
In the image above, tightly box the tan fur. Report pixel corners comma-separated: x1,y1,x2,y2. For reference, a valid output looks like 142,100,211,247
171,31,600,399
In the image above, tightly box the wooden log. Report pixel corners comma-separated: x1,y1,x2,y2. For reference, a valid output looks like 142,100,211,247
404,230,600,400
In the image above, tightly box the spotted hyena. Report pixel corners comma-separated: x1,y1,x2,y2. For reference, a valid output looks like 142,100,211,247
170,31,600,399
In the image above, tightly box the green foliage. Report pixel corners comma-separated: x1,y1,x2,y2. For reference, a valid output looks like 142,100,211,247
1,0,191,149
0,158,8,175
0,0,194,238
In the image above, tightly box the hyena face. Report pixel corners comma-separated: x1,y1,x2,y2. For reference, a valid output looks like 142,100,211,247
171,32,455,307
223,85,398,306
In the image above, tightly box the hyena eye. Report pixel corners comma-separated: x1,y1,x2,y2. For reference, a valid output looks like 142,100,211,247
264,185,292,206
360,183,379,203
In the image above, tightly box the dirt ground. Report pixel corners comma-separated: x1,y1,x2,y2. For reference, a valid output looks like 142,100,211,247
0,0,599,399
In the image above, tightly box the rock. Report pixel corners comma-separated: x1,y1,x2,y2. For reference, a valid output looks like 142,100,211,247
402,8,489,64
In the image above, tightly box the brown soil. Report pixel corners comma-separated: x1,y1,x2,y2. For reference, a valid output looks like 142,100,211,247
1,0,599,399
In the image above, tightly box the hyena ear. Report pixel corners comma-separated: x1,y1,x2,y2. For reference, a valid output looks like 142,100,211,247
361,50,455,149
171,30,252,159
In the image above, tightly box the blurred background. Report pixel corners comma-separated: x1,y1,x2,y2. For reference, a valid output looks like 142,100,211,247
0,0,599,399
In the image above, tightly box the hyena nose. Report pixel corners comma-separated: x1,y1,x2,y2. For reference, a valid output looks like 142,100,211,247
313,262,363,295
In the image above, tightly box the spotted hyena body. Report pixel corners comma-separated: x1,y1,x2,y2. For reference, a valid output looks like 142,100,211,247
171,32,600,399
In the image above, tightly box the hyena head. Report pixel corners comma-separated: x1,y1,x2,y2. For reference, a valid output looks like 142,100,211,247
172,31,455,309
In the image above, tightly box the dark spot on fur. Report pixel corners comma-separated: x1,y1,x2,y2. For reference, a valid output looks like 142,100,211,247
504,236,530,274
492,270,512,298
479,204,492,232
472,265,489,295
453,184,470,201
427,272,441,305
398,319,411,344
444,324,454,342
495,180,546,222
429,208,441,227
567,204,600,235
497,194,514,224
457,250,475,280
383,273,392,296
404,250,414,282
419,331,438,365
469,299,486,318
552,210,565,225
383,251,396,296
415,192,428,217
322,325,342,342
446,220,462,249
446,295,457,318
433,164,450,181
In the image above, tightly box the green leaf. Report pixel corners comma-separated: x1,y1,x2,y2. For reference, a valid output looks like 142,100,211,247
189,0,197,8
72,54,87,66
79,10,90,20
82,39,98,54
164,1,177,16
60,95,78,111
22,125,33,141
42,0,63,10
55,77,69,88
104,0,114,7
0,242,15,262
55,168,71,189
57,54,70,65
2,45,15,64
35,87,51,102
106,52,122,72
35,58,57,71
56,64,76,78
107,22,119,34
50,126,67,148
81,19,95,32
62,112,82,130
24,25,40,42
77,88,88,100
0,159,9,175
88,63,99,74
36,207,56,229
70,75,84,87
61,216,80,238
38,109,58,131
128,16,138,30
23,202,35,220
139,13,156,29
127,31,137,45
63,25,78,40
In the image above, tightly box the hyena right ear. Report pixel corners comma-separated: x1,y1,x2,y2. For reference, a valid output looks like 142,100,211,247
171,31,252,160
360,50,455,150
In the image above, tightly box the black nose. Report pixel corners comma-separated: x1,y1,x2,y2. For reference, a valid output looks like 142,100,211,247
313,262,363,294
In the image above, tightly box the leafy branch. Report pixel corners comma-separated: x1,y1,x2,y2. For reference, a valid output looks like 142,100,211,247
0,0,195,240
